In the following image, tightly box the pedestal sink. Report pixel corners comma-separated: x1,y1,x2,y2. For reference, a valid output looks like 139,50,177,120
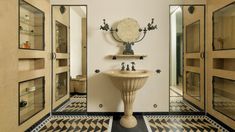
104,70,152,128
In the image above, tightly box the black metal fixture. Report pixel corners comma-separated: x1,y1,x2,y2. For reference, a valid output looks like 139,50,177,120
156,69,161,74
188,6,195,14
100,18,157,55
95,69,100,73
60,6,66,14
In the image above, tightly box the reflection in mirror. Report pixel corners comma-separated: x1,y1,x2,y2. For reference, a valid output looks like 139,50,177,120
186,21,200,53
52,5,87,113
170,5,205,113
186,72,200,101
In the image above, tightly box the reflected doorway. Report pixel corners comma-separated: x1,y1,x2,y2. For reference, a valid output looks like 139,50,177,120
51,5,87,113
170,5,205,113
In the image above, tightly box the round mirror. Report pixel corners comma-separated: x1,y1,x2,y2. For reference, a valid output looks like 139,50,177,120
116,18,141,43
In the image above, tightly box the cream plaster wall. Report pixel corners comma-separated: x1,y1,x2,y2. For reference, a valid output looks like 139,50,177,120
51,0,206,112
70,7,83,78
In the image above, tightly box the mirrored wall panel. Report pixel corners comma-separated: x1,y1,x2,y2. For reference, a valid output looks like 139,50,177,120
52,5,87,113
186,21,200,53
186,72,200,100
55,72,68,101
19,77,44,124
213,77,235,120
213,3,235,50
19,0,44,50
55,21,68,53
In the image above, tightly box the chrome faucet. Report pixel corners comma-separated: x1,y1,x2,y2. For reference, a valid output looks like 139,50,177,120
131,62,136,71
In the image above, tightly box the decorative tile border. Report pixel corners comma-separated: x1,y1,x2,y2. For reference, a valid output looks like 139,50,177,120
144,115,229,132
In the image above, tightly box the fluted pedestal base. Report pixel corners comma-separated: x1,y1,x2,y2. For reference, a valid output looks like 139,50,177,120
120,115,137,128
120,91,137,128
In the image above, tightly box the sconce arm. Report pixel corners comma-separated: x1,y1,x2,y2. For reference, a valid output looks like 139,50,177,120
134,30,147,43
111,31,124,43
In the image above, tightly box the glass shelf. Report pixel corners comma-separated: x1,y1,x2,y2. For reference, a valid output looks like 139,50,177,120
19,0,44,50
213,77,235,120
19,77,45,124
213,3,235,50
20,86,43,97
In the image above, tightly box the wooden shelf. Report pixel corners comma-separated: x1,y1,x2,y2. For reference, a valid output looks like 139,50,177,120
212,69,235,80
108,54,147,60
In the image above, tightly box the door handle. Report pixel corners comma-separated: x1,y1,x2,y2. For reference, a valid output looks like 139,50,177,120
52,52,56,60
200,52,205,59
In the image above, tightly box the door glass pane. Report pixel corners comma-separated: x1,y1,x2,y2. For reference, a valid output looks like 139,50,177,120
213,3,235,50
213,77,235,120
186,72,200,100
19,0,44,50
19,77,45,124
55,21,68,53
55,72,68,101
186,21,200,53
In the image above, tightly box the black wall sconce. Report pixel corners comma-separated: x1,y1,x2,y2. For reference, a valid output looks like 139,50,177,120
188,6,195,14
60,6,66,14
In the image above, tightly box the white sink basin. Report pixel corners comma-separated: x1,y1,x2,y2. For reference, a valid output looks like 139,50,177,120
104,69,152,128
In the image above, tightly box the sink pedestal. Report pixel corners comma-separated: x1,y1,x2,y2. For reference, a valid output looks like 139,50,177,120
104,70,152,128
120,91,137,128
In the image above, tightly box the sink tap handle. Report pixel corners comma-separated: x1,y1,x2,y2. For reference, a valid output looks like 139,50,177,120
121,62,125,71
126,64,130,71
131,62,136,71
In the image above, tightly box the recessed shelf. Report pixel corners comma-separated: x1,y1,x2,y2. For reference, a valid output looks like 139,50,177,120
56,59,68,67
214,58,235,71
108,54,147,60
187,59,200,67
19,58,44,72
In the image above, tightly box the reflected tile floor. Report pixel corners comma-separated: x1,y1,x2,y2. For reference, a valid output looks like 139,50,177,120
31,115,112,132
170,97,199,112
144,115,229,132
56,95,87,112
170,89,199,112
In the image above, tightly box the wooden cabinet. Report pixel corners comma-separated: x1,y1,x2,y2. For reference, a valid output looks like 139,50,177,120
207,0,235,130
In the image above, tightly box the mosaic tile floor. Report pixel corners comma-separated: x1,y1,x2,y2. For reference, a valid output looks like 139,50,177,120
144,115,229,132
32,115,112,132
170,97,199,112
56,95,87,112
170,88,199,112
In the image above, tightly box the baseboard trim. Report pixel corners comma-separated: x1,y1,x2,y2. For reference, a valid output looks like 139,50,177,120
206,113,234,131
25,113,50,132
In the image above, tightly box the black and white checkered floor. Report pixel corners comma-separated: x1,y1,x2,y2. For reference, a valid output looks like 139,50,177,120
170,89,200,112
29,115,230,132
56,95,87,112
